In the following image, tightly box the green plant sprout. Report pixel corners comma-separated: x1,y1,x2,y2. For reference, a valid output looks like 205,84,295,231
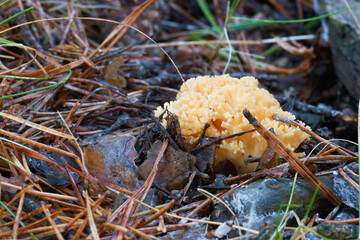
302,225,331,240
196,0,221,34
191,2,360,66
0,70,72,100
0,200,38,240
232,4,360,24
0,154,19,167
303,184,320,220
0,6,34,26
0,0,67,101
270,174,300,240
0,0,10,8
290,184,320,239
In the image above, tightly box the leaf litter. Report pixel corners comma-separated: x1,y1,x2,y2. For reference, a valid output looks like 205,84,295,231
0,0,358,239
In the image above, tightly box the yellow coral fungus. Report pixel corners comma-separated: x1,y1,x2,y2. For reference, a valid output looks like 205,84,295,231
155,75,309,173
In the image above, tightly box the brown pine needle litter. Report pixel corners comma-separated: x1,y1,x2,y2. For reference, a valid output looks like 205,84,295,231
0,0,358,239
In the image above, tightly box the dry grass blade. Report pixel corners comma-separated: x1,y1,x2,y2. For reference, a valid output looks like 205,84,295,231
275,37,314,58
273,115,357,157
14,223,81,236
64,191,109,232
323,218,359,224
102,222,128,234
0,17,185,83
92,0,156,56
106,139,168,239
0,185,34,216
0,128,78,169
338,167,359,191
42,203,65,240
0,180,78,201
85,191,100,240
48,59,84,75
136,198,179,228
131,35,315,49
0,1,356,238
64,164,85,207
1,139,53,163
127,226,152,240
0,204,51,228
73,215,88,239
2,63,55,76
138,222,198,234
12,193,25,240
0,211,62,238
243,109,342,206
65,164,134,195
185,190,227,218
0,112,74,140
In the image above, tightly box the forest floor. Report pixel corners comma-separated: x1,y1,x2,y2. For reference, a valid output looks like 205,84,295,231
0,0,358,239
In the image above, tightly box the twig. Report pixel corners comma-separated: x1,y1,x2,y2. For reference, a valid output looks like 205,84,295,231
243,109,342,206
273,115,357,156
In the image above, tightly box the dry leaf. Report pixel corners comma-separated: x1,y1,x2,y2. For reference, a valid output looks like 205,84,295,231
104,56,127,88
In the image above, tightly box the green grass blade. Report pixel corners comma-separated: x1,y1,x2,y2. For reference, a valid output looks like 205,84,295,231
303,184,320,220
232,3,360,24
304,19,321,30
271,174,299,240
0,0,11,8
181,21,269,38
0,70,72,100
0,37,19,45
253,44,278,60
227,21,274,30
229,0,241,19
0,200,38,240
0,155,17,167
0,6,35,26
224,0,241,27
275,203,301,227
302,225,332,240
290,184,320,240
196,0,221,34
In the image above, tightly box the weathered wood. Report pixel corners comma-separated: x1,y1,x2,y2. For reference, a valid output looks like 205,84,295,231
315,0,360,98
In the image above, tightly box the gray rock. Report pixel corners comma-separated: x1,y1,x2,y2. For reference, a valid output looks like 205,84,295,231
212,173,358,232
